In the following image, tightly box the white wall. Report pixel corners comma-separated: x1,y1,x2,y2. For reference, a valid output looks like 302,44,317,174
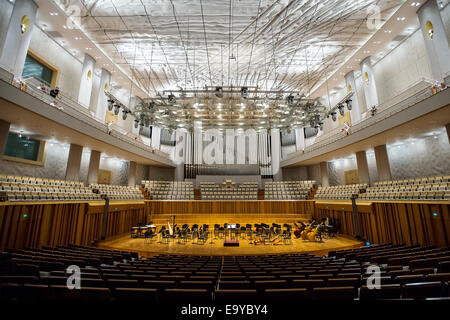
28,27,83,99
373,29,432,105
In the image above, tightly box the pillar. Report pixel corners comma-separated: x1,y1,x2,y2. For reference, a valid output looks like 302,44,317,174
0,119,11,156
417,0,450,81
65,144,83,181
86,150,101,185
374,144,392,181
128,161,137,186
151,126,161,150
295,127,305,152
78,54,96,108
174,129,186,181
93,69,111,121
360,56,379,109
345,71,362,124
355,151,370,185
0,0,38,76
320,162,329,187
270,128,282,181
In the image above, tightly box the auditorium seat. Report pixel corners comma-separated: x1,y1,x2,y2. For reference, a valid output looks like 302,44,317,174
214,289,258,301
47,285,111,300
113,288,158,301
263,288,309,300
162,288,211,300
404,282,445,299
312,286,356,300
360,284,402,300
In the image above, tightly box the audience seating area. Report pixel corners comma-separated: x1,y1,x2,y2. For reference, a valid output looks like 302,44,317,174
359,175,450,201
315,184,368,200
2,243,449,301
0,174,101,202
200,181,258,200
264,181,315,200
90,184,144,201
143,181,194,200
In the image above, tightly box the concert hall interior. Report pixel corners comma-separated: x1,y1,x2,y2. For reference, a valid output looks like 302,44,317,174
1,0,450,309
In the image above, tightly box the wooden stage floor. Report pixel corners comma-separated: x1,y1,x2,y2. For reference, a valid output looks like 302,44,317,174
97,235,362,257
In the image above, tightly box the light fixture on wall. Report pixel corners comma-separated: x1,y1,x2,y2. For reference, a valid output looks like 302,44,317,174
215,87,223,98
168,94,176,104
122,110,128,120
113,104,120,115
330,112,337,122
346,99,353,110
338,104,345,116
134,120,139,128
107,99,114,111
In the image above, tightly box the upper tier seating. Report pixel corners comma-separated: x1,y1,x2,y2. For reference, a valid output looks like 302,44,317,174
359,175,450,201
143,181,194,200
0,174,101,202
200,181,258,200
264,181,315,200
315,184,368,200
1,243,449,301
90,184,144,201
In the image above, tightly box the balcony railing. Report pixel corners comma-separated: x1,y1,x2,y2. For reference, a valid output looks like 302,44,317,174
0,66,171,161
286,78,446,159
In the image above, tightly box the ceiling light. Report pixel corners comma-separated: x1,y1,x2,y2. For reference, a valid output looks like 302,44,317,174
75,37,82,40
411,2,420,6
384,30,392,33
396,17,406,21
85,47,92,51
215,87,223,98
49,12,58,16
240,87,249,98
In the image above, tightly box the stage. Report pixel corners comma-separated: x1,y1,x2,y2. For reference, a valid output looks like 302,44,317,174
97,234,363,257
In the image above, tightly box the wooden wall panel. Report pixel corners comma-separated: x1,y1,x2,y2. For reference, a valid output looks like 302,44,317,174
147,200,316,215
0,201,146,250
314,201,450,247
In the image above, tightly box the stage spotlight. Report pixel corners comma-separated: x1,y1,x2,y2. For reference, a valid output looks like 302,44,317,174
122,110,128,120
309,118,316,127
331,112,337,122
287,95,294,106
139,121,144,128
134,120,139,128
113,104,120,115
318,122,324,131
346,99,353,110
215,87,223,98
240,87,248,98
107,99,114,111
338,104,345,116
168,94,176,104
149,101,156,110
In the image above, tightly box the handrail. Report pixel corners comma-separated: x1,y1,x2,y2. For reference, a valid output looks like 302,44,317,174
0,68,172,161
286,79,446,159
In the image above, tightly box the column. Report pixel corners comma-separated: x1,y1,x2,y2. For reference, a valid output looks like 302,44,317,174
320,162,329,187
86,150,101,185
151,126,161,150
77,54,96,109
0,0,38,76
374,144,392,181
446,123,450,144
356,151,370,185
295,127,305,152
270,128,282,181
174,129,186,181
93,69,111,121
417,0,450,81
65,144,83,181
128,161,137,186
345,71,362,124
0,119,11,156
360,56,379,109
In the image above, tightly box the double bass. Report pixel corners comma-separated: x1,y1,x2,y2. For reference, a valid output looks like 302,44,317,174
293,221,306,239
300,220,316,240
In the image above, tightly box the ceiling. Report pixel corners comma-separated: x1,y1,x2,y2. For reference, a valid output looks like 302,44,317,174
38,0,407,99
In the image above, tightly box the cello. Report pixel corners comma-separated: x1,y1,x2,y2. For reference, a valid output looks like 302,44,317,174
293,221,305,239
